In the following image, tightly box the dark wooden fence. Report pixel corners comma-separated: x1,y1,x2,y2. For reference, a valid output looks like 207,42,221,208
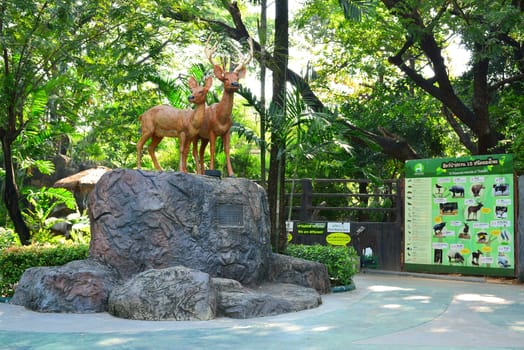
284,178,403,271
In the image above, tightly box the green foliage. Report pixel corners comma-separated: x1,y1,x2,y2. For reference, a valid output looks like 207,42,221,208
285,244,359,286
293,0,524,167
228,132,262,178
0,243,89,297
338,0,376,22
510,123,524,175
21,187,78,243
0,227,19,250
45,212,91,245
239,84,349,180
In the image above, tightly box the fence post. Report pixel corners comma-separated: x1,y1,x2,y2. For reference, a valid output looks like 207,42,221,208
396,179,402,223
299,178,313,221
518,176,524,282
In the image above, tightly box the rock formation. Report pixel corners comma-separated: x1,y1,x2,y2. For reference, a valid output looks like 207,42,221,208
11,169,330,320
11,259,118,313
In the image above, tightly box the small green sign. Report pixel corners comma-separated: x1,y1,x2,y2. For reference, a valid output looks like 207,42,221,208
326,233,351,246
296,222,326,235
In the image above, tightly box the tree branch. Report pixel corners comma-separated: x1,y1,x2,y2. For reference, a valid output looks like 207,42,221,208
381,0,494,149
339,119,420,162
489,72,524,92
388,48,443,99
441,106,477,153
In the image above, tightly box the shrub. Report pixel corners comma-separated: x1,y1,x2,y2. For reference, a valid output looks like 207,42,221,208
0,227,19,250
0,243,89,298
21,186,78,243
285,244,359,286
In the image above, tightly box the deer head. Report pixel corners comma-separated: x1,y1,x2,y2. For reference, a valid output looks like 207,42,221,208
187,76,212,105
205,36,253,92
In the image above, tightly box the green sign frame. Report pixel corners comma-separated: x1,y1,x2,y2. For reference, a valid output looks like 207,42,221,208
404,154,515,277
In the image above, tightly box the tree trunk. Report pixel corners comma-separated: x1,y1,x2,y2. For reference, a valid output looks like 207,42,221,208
259,0,268,186
268,0,288,253
471,52,497,154
1,136,31,245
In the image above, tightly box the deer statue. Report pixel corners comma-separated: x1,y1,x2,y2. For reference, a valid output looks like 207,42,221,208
193,36,253,176
136,76,213,172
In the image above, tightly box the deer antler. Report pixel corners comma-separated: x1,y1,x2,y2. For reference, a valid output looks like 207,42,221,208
205,35,219,66
233,37,253,73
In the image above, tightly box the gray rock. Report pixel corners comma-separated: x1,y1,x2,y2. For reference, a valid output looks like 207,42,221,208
214,278,322,319
10,260,118,313
88,169,272,285
108,266,216,321
268,253,331,294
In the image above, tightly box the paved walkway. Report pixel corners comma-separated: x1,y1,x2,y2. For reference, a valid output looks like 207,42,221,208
1,271,524,349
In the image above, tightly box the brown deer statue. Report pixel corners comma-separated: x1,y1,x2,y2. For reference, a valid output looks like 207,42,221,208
137,76,213,172
193,36,253,176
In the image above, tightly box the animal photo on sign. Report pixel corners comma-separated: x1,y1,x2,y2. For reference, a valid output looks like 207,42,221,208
449,185,465,198
434,183,445,197
439,202,458,215
458,222,470,239
471,183,485,197
466,202,483,221
476,231,488,243
434,249,443,264
433,222,446,237
493,183,510,196
495,206,508,218
447,250,465,264
472,249,482,266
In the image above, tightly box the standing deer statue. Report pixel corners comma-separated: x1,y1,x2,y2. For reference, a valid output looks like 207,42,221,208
137,76,213,172
193,36,253,176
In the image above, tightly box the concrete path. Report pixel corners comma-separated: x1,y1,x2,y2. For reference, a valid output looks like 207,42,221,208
1,271,523,349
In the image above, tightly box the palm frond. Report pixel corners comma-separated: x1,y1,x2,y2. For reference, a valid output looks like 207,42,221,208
232,123,264,148
28,89,48,117
338,0,376,21
147,73,190,108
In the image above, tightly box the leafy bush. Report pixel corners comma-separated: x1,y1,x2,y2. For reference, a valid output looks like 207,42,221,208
0,243,89,298
0,227,19,250
21,186,79,243
44,212,91,245
285,244,359,286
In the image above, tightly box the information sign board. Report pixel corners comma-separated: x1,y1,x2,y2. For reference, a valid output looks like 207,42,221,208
404,154,515,276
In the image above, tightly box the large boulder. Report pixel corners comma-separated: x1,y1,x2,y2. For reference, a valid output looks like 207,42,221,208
10,260,118,313
213,278,322,319
108,266,216,321
108,268,323,321
88,170,272,285
268,253,331,294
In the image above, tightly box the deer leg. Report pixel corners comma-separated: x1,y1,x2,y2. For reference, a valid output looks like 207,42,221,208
137,142,144,169
199,138,210,173
136,133,152,169
208,133,217,170
179,134,189,173
223,130,234,176
148,135,163,171
192,138,201,174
